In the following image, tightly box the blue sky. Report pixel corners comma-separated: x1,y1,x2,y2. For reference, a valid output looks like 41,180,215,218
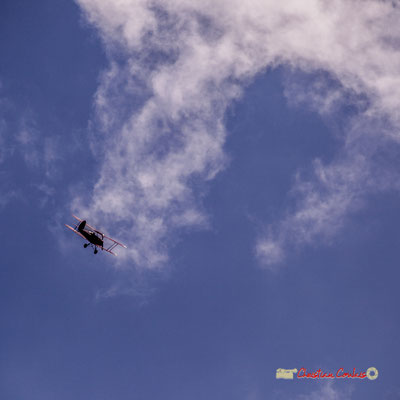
1,0,400,399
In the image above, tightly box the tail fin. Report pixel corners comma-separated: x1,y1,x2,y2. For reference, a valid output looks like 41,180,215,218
78,220,86,232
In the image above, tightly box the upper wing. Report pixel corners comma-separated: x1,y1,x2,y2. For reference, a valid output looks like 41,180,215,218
102,235,127,254
72,214,102,234
96,238,127,256
72,214,83,223
104,234,127,249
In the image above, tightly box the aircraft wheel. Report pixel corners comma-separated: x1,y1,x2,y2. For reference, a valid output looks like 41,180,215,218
94,249,98,254
84,244,88,248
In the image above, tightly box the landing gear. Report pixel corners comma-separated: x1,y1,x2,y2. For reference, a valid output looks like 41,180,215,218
83,242,98,255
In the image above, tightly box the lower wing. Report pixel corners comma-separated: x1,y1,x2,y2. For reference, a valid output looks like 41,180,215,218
65,224,86,241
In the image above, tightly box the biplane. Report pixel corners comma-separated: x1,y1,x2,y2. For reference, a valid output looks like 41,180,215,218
65,215,127,256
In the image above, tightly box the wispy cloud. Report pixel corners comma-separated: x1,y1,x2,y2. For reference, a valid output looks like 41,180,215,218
297,382,352,400
272,381,353,400
256,120,400,268
0,84,12,165
0,85,19,207
16,116,41,169
0,84,62,209
75,0,400,269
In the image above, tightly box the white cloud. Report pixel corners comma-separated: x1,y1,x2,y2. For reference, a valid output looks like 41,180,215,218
0,88,13,165
297,382,352,400
16,126,40,169
256,240,284,270
0,86,63,208
257,103,400,267
257,150,372,268
75,0,400,268
0,86,20,207
0,122,7,164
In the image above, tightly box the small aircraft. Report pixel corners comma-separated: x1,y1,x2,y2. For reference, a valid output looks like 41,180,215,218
65,215,127,256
